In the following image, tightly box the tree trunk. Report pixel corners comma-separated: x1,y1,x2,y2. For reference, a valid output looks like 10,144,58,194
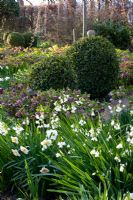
82,0,87,37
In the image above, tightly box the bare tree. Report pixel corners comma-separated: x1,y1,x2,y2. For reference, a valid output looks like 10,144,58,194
82,0,87,37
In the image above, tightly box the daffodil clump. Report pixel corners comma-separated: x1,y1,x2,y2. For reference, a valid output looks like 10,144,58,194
0,102,133,199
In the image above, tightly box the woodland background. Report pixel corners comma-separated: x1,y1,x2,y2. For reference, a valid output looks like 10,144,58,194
1,0,133,44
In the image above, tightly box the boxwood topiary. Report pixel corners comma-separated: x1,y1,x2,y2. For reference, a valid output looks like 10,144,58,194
30,54,77,91
7,32,25,47
67,36,119,99
23,32,38,47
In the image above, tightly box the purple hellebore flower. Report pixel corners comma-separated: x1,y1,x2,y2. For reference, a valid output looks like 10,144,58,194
0,88,3,94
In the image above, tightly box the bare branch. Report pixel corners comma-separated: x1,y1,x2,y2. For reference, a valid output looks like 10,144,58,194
25,0,33,6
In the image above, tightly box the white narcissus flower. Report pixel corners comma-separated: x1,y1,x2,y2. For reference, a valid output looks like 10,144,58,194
111,120,115,126
22,118,30,126
40,167,49,174
11,136,19,144
75,100,83,105
43,124,50,128
127,137,133,145
71,124,77,132
54,105,62,112
114,123,120,130
41,139,52,150
114,156,121,162
12,149,21,157
120,164,125,172
106,135,112,141
60,98,64,104
56,153,61,158
46,129,58,140
71,106,77,113
35,114,40,119
116,143,123,149
91,109,95,116
13,126,24,135
89,128,95,136
41,139,52,146
0,121,8,136
20,146,29,154
63,96,69,103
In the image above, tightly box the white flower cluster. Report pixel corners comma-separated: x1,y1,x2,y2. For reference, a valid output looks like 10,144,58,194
53,94,83,114
114,156,121,162
111,119,120,130
41,129,58,151
90,149,100,157
54,95,70,112
35,113,48,128
22,118,29,126
108,100,126,114
41,139,52,151
120,163,125,172
0,121,8,136
13,125,24,135
114,158,126,172
12,146,29,157
86,126,101,142
71,124,78,132
79,119,86,126
50,115,60,129
106,133,112,141
36,94,90,155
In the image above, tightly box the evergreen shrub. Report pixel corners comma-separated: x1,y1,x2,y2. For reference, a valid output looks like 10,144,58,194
30,54,77,91
67,36,119,99
7,32,25,47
